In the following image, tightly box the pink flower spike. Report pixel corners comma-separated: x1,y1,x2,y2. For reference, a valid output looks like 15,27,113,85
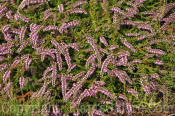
72,1,87,8
99,36,108,46
58,4,64,13
70,8,87,14
118,94,128,101
127,88,138,97
19,77,25,88
3,70,11,83
53,105,59,116
154,60,163,65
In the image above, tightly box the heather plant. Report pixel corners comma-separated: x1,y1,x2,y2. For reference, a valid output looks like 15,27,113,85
0,0,175,116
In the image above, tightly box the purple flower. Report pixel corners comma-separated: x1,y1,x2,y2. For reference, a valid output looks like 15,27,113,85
145,47,166,55
149,81,156,90
43,25,59,31
19,77,25,88
153,3,175,21
117,51,130,58
62,45,72,70
99,36,108,47
69,8,87,14
85,53,97,69
73,112,79,116
137,23,154,32
150,73,159,79
127,88,138,97
10,59,20,68
72,1,87,8
96,86,116,100
137,33,154,40
100,54,114,76
118,94,128,101
58,4,64,13
154,60,164,65
68,43,80,51
0,63,8,72
110,7,124,15
93,109,105,116
125,33,140,37
19,26,27,43
109,44,118,51
67,63,77,72
87,37,102,67
140,80,150,95
55,51,63,71
51,64,57,86
58,20,79,33
94,81,105,86
14,12,30,23
112,69,132,84
116,56,128,66
0,56,4,61
0,5,7,19
3,70,11,83
61,74,67,100
149,39,162,45
17,41,29,53
25,0,50,6
124,7,138,19
52,105,59,116
72,89,89,107
120,38,137,52
32,81,50,98
126,101,132,115
72,71,85,81
112,68,126,84
113,13,118,23
7,89,13,100
5,10,13,19
120,20,136,26
130,59,142,64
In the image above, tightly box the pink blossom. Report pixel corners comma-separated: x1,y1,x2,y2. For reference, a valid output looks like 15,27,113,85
154,60,164,65
118,94,128,101
111,7,124,15
125,33,140,37
61,74,67,100
19,77,25,88
72,1,87,8
120,38,137,52
43,25,59,31
58,4,64,13
0,63,8,72
53,105,59,116
137,23,154,32
100,54,114,76
130,59,142,64
6,10,13,19
14,13,30,23
127,88,138,97
3,70,11,83
113,68,126,84
99,36,108,46
109,44,118,50
85,53,97,69
72,71,85,81
126,101,132,115
137,33,153,40
69,8,87,14
19,26,27,43
145,47,166,55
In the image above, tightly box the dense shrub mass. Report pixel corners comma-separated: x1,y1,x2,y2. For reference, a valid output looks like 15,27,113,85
0,0,175,115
